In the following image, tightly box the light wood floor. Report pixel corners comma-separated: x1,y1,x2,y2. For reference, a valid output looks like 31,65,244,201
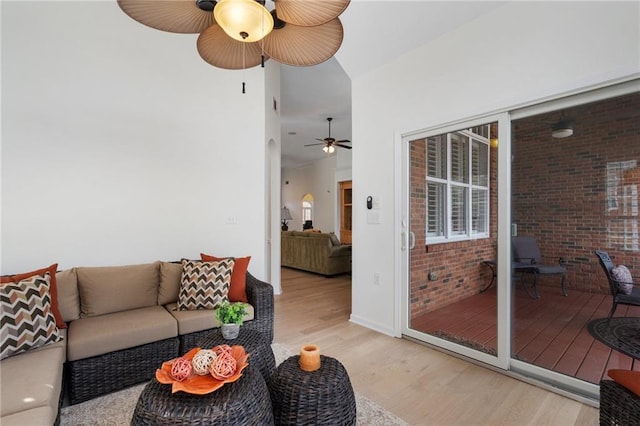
275,267,599,426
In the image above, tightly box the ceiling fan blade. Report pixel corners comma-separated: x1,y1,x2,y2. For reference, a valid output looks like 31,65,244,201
263,18,344,66
274,0,350,27
304,143,325,147
335,143,352,149
336,139,351,143
117,0,215,34
315,138,326,142
197,25,266,70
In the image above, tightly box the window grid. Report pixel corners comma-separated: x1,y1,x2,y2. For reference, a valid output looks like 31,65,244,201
425,126,490,243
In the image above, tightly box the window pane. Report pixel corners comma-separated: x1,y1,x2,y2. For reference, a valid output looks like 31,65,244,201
451,185,467,235
427,135,446,179
427,182,446,237
472,139,488,187
450,133,469,183
472,189,488,234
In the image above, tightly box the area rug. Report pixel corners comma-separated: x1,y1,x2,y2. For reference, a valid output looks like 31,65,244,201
60,343,408,426
587,317,640,359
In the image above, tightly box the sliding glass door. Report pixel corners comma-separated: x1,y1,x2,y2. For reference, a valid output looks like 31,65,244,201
400,82,639,399
401,115,507,368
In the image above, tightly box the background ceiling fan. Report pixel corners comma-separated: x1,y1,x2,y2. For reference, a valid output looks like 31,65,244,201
305,117,352,153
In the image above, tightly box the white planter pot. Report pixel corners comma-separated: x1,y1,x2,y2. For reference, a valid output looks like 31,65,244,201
221,323,240,339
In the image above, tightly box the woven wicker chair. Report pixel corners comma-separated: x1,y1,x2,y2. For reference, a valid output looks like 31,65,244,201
600,380,640,425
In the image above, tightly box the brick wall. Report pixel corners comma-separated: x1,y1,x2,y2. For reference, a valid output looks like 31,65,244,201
410,136,499,319
409,92,639,318
512,92,639,294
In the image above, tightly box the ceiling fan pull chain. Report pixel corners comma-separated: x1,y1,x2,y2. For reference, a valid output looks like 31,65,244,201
242,42,246,94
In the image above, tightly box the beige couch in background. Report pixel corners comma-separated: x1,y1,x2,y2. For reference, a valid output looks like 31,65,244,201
281,231,351,276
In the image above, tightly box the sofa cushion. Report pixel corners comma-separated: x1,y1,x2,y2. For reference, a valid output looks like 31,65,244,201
177,259,234,310
200,253,250,302
611,265,634,295
329,232,341,246
67,305,177,361
56,267,80,322
165,302,255,335
0,406,57,426
608,369,640,397
159,262,182,305
77,262,160,317
0,342,64,417
1,273,63,360
1,263,66,329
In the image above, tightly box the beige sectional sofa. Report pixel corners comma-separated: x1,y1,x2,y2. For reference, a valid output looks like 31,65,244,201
281,231,352,276
0,261,274,425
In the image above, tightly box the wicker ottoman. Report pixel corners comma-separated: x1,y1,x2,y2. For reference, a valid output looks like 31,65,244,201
268,355,356,426
198,328,276,381
131,365,274,425
600,380,640,425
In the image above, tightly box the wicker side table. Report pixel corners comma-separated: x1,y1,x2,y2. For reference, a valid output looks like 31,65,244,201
269,355,356,426
198,328,276,381
131,365,274,425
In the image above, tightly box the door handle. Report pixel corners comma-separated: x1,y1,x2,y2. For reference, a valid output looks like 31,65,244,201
409,231,415,250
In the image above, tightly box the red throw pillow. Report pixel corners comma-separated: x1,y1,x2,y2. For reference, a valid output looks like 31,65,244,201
200,254,250,303
608,369,640,397
1,264,67,329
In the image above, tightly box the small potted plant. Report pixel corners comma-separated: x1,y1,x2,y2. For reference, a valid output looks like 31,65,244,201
216,301,247,339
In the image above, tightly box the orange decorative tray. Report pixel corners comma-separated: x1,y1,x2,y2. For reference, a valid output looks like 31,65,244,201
155,345,249,394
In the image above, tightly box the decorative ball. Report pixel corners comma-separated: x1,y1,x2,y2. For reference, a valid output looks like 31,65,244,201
210,350,237,380
214,344,232,356
171,357,192,382
191,349,217,375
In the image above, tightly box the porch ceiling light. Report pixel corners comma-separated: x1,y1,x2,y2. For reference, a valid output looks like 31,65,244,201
551,121,574,138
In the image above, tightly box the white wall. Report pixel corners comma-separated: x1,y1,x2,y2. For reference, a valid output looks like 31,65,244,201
1,1,270,277
281,155,340,233
349,1,640,335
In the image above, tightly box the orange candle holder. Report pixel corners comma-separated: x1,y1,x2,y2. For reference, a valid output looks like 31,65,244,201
298,344,321,372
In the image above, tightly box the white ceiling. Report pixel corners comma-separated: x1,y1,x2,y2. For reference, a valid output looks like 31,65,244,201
280,1,506,169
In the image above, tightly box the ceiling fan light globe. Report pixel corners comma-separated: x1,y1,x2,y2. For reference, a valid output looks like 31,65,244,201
328,145,335,154
214,0,274,42
323,146,329,153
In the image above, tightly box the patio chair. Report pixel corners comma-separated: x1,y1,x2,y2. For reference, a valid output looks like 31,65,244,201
594,250,640,318
512,236,567,299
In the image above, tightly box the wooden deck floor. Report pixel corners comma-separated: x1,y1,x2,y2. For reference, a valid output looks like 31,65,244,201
411,283,640,384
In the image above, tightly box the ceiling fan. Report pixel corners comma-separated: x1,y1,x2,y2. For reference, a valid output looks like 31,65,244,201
305,117,352,153
117,0,350,70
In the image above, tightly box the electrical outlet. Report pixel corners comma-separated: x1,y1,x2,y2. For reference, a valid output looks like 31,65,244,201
428,271,437,281
373,272,380,286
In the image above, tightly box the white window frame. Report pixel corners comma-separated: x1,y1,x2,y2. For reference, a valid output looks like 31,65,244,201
426,127,491,244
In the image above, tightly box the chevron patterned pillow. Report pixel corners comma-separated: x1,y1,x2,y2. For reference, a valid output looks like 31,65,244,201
177,259,235,310
1,272,63,360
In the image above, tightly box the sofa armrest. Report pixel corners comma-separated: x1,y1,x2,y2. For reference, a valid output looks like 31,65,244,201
244,272,274,343
329,245,352,258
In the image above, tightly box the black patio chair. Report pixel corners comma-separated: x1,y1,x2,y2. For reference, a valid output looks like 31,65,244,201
512,236,567,299
594,250,640,318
